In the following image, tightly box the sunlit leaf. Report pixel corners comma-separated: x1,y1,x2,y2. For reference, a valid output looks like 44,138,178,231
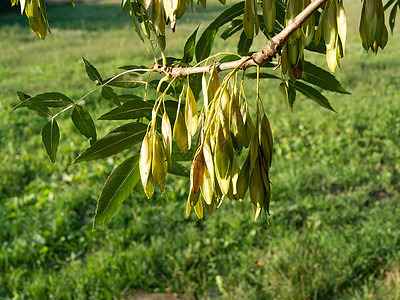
41,119,60,163
237,30,253,54
301,61,349,94
93,155,140,230
16,91,52,117
15,92,73,109
291,81,336,112
73,122,147,163
182,26,199,64
106,73,143,89
99,100,153,120
82,57,102,84
71,105,97,142
101,86,121,106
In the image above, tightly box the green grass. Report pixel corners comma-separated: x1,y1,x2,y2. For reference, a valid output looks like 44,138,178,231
1,1,400,299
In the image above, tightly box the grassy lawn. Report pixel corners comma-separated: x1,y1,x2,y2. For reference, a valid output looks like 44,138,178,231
1,1,400,299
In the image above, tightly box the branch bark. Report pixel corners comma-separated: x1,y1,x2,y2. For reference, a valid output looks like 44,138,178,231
152,0,328,78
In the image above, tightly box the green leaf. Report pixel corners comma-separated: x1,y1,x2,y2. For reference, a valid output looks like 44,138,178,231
71,105,97,142
99,100,153,120
182,26,199,64
168,161,190,177
301,61,349,94
41,119,60,163
291,81,336,112
195,1,244,62
82,57,102,84
237,30,253,54
16,91,52,117
106,73,143,89
73,122,147,163
221,19,243,40
246,71,280,80
15,92,73,109
118,65,148,73
93,154,141,230
279,82,296,110
101,86,121,106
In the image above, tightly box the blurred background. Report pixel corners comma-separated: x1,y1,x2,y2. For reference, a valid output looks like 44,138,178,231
1,0,399,298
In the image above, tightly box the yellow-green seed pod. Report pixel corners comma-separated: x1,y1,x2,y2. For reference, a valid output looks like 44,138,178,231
263,0,276,33
216,169,231,196
162,111,172,165
152,136,168,192
185,85,199,136
207,64,220,103
231,155,240,196
214,121,232,180
231,90,245,152
191,146,206,194
139,132,153,190
288,39,299,66
203,139,214,187
173,109,189,152
260,114,273,168
236,153,250,200
194,197,203,219
188,183,200,207
249,159,265,208
151,0,165,35
204,199,214,215
249,128,259,170
144,173,155,199
200,167,214,206
336,0,346,57
202,73,209,114
243,0,254,39
220,87,230,120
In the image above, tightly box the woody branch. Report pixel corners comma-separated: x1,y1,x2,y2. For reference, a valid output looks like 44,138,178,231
152,0,328,78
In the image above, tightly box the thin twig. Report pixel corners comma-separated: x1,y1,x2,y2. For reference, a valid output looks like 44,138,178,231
151,0,327,77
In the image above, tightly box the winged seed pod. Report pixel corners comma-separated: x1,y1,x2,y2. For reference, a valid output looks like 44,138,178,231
231,88,246,152
207,64,220,103
220,88,230,120
162,111,172,164
249,158,265,210
236,152,250,200
151,0,165,35
260,114,273,169
243,0,254,39
151,135,168,192
336,0,347,57
200,167,214,206
139,132,153,190
214,120,232,180
191,146,206,194
263,0,276,33
173,109,189,152
185,85,199,136
194,197,204,219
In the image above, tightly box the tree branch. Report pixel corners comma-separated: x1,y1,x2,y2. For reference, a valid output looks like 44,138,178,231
152,0,328,78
